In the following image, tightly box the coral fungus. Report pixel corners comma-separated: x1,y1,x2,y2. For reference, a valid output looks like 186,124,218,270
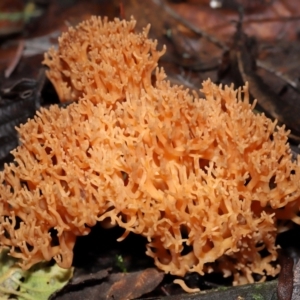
43,16,166,104
0,16,300,286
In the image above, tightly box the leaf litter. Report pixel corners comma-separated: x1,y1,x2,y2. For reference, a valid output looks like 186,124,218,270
1,0,300,299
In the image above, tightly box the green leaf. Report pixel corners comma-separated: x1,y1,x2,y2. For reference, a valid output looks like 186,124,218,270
0,249,73,300
0,2,42,23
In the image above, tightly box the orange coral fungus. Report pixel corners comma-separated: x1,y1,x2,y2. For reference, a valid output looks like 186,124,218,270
1,17,300,286
43,16,166,104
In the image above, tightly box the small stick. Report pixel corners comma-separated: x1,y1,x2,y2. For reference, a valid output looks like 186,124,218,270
119,0,125,20
256,59,298,90
5,39,25,78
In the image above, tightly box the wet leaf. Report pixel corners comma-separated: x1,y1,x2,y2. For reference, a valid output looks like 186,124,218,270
51,268,164,300
0,249,73,300
0,78,41,168
232,25,300,141
105,268,164,300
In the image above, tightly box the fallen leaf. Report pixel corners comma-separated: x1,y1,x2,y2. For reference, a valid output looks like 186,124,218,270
0,78,41,168
0,249,73,300
51,268,164,300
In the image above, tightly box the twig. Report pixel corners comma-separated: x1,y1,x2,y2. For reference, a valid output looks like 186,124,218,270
244,15,300,23
151,0,229,51
5,39,25,78
119,0,125,19
160,286,170,296
23,30,61,57
256,60,298,90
